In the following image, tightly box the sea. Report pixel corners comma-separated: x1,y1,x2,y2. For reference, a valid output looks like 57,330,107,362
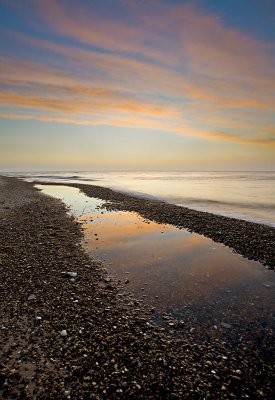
8,170,275,227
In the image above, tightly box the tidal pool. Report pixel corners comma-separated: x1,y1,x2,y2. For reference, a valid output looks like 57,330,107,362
37,185,275,331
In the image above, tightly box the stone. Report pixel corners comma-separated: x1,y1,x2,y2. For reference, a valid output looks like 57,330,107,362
221,322,232,329
67,272,77,278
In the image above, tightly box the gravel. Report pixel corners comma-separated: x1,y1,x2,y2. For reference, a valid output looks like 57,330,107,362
0,176,274,399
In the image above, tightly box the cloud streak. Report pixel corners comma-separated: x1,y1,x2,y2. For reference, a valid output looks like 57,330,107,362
0,0,274,148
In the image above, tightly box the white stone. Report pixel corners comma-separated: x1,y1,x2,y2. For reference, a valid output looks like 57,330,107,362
67,272,77,277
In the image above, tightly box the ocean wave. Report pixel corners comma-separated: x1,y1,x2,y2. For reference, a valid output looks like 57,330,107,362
34,175,80,179
173,198,275,211
26,175,98,182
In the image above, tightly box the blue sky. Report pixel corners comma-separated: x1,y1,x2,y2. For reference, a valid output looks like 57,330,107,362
0,0,274,171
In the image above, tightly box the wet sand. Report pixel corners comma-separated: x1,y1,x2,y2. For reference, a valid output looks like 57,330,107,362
0,176,274,399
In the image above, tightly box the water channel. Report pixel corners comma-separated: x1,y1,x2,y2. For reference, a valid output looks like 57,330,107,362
36,184,275,334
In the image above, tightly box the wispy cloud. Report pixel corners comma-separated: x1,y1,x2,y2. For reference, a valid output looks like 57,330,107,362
1,0,274,147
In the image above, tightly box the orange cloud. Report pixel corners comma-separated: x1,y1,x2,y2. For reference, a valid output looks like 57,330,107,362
1,110,274,148
0,85,171,117
1,1,274,150
2,27,273,112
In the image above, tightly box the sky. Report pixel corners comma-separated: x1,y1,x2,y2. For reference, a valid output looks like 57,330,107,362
0,0,274,171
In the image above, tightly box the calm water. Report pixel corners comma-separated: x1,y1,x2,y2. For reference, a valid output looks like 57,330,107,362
23,171,275,227
36,185,275,330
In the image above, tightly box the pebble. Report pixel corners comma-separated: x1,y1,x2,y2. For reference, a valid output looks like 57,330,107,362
262,284,271,288
67,272,77,277
221,322,232,329
1,176,274,400
235,369,242,375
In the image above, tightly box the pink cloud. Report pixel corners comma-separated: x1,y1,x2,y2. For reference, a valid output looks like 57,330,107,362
1,1,274,148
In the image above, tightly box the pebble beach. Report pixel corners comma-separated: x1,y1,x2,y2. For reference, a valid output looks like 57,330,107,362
0,176,274,399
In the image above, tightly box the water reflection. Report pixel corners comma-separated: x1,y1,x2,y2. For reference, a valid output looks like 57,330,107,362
37,185,275,329
82,209,275,322
36,184,107,216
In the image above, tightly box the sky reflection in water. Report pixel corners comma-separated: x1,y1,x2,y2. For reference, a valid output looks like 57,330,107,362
37,185,275,328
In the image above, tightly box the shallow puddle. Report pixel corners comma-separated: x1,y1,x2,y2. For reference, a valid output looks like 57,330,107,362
37,185,275,330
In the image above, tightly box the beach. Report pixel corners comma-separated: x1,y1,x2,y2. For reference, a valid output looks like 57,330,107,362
0,176,274,399
37,180,275,270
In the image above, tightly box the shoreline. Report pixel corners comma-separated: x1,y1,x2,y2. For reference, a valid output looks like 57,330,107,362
34,180,275,270
1,176,274,399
